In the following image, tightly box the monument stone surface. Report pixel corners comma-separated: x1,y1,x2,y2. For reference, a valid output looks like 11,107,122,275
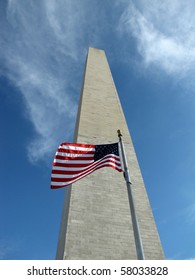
56,48,164,260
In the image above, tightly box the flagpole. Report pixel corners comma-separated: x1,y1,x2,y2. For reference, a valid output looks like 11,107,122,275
117,129,145,260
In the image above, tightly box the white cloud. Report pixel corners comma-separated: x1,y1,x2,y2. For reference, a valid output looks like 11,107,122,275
5,0,195,163
0,0,124,163
0,1,98,163
0,0,84,162
118,0,195,75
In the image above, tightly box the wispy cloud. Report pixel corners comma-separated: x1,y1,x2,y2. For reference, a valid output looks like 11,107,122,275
1,0,85,162
0,0,103,163
0,0,126,163
118,0,195,76
3,0,195,164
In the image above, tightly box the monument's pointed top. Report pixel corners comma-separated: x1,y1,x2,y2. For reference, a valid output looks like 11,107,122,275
88,47,104,53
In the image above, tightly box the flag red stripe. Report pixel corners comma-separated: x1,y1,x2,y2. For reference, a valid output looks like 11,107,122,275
52,159,122,175
53,154,120,167
55,155,94,161
51,158,122,183
52,154,120,168
52,162,91,168
51,163,122,188
57,148,95,155
60,142,95,148
54,153,119,164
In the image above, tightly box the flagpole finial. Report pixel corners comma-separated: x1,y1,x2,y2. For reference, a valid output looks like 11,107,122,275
117,129,122,138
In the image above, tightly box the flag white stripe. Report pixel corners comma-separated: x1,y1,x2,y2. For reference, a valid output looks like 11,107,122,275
53,159,94,164
59,145,95,152
51,161,122,186
56,152,94,158
52,166,88,171
52,161,121,179
54,154,120,167
52,157,121,173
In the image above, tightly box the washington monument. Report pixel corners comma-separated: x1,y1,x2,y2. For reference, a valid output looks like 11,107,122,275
56,48,164,259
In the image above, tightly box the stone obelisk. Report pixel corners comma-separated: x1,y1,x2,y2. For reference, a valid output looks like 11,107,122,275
56,48,164,259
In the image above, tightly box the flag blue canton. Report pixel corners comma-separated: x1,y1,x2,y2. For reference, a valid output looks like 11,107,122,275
94,143,120,161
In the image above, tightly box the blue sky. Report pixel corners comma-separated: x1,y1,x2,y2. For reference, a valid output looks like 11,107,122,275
1,0,195,260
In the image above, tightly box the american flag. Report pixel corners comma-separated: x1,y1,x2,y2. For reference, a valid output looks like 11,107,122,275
51,142,122,189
